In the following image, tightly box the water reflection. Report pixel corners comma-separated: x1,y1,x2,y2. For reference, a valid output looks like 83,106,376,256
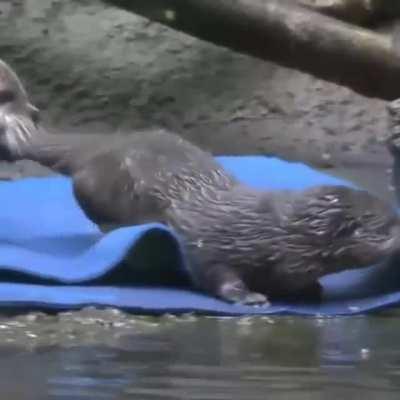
0,312,399,399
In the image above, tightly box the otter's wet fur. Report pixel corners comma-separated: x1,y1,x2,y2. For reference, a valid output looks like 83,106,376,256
0,59,399,306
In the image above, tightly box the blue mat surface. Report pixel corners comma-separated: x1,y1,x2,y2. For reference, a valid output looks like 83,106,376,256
0,156,399,316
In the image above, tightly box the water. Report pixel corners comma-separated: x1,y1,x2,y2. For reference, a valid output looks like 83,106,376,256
1,309,400,399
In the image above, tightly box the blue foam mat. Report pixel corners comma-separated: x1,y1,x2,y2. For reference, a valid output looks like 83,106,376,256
0,156,399,316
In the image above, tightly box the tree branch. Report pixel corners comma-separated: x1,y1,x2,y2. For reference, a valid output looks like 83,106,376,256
103,0,400,100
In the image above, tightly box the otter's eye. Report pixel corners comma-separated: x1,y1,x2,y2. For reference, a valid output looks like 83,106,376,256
0,90,15,104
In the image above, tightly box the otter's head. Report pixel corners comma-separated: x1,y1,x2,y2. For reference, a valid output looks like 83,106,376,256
291,186,400,271
0,59,39,160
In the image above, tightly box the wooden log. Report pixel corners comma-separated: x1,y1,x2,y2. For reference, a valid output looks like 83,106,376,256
102,0,400,100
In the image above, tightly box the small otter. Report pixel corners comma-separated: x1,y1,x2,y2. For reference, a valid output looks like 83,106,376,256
0,59,399,306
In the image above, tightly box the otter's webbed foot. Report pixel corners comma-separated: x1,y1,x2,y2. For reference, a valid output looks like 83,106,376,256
195,263,270,307
219,281,269,306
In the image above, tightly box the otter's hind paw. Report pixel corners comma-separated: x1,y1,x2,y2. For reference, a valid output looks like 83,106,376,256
237,292,270,307
218,281,269,306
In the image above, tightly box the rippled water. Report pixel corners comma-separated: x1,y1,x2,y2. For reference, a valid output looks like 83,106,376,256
0,309,400,399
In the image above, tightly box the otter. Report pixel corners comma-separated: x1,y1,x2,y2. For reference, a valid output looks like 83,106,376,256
0,59,399,306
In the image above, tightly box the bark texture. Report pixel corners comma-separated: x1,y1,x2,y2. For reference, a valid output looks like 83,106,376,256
104,0,400,100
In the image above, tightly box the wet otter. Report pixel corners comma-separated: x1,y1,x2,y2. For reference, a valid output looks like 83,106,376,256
0,59,399,306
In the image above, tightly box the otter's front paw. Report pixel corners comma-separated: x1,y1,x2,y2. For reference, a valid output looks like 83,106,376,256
219,281,270,306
